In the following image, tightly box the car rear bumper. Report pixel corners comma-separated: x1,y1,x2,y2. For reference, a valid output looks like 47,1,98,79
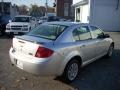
9,48,62,76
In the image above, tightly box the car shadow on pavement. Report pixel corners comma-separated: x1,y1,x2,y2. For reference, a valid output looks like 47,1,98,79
0,35,13,39
0,34,23,39
55,49,120,90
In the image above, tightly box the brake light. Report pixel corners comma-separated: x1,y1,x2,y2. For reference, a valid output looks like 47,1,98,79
35,47,54,58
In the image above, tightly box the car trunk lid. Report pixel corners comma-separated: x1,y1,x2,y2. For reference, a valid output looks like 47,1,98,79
12,35,54,57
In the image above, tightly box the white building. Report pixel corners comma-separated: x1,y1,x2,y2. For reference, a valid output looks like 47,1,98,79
10,4,19,19
73,0,120,31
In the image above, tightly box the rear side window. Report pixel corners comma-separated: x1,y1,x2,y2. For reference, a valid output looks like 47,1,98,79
73,29,80,41
73,26,92,41
90,26,104,39
27,24,67,40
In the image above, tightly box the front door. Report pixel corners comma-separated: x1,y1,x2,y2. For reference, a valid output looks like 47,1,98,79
90,26,109,56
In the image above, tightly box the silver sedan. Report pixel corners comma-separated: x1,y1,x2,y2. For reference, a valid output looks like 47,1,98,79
9,22,114,82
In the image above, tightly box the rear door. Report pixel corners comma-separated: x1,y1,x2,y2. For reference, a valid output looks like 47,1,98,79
72,25,97,62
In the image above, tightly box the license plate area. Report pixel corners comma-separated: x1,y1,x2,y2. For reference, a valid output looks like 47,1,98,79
14,32,18,34
14,59,23,69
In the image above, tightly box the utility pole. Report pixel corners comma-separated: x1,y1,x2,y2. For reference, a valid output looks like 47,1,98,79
45,0,48,16
1,0,4,15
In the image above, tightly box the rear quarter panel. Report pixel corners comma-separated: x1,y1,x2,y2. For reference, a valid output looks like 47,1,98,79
52,42,84,76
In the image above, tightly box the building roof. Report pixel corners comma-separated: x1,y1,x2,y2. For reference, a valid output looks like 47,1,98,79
72,0,89,7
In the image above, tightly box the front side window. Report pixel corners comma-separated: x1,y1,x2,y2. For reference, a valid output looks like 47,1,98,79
27,24,67,40
90,26,104,39
73,26,92,41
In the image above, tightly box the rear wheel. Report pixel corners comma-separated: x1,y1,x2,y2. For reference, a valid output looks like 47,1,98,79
106,44,114,57
62,59,80,82
0,30,2,36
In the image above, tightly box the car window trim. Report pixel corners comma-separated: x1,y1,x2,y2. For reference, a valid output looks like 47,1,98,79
73,26,92,42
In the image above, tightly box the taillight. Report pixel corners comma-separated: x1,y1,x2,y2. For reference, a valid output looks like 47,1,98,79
35,47,54,58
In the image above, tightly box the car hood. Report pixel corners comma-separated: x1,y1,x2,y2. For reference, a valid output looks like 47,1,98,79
7,22,30,26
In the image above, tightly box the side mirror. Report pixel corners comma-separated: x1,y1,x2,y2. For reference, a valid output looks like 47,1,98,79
104,34,110,38
97,34,110,39
9,20,11,23
97,34,104,39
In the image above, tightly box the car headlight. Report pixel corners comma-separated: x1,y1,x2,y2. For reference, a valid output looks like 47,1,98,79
6,25,10,30
6,25,10,28
23,25,28,27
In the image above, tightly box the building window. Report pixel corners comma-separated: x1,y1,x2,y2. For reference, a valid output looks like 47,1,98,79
64,3,69,16
71,7,74,17
76,8,80,22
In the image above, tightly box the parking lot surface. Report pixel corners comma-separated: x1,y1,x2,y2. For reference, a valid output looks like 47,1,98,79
0,32,120,90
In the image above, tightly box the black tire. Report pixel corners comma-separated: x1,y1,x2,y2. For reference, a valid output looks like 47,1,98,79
62,59,80,82
29,27,31,31
106,44,114,58
6,33,14,38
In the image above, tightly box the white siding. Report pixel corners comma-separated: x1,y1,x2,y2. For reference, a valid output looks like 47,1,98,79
73,0,82,4
80,4,89,23
75,4,90,23
90,0,120,31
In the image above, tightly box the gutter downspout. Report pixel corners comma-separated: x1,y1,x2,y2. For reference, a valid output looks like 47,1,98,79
116,0,120,10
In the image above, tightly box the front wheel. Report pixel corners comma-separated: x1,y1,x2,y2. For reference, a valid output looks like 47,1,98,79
62,59,80,82
106,44,114,57
6,33,14,38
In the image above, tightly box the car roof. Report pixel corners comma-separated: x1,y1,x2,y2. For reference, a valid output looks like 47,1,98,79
15,15,31,18
44,21,90,27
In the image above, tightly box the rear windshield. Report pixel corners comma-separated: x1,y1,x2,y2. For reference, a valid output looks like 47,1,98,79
27,24,67,40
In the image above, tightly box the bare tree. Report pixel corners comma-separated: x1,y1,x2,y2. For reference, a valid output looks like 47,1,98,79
29,4,46,17
18,5,28,15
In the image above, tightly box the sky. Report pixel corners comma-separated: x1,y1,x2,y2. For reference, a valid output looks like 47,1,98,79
1,0,80,7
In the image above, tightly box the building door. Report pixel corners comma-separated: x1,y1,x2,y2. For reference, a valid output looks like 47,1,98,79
76,7,81,22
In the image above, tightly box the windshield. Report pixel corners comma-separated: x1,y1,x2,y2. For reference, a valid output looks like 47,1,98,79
12,17,30,22
27,24,67,40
